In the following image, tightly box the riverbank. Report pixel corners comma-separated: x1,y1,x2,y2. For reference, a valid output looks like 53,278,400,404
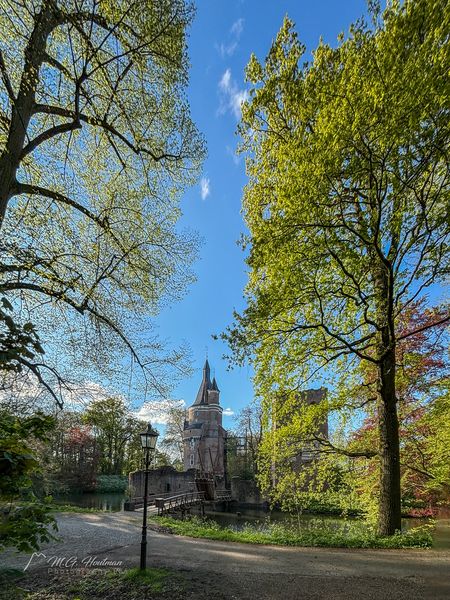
49,501,448,549
1,512,450,600
152,515,433,549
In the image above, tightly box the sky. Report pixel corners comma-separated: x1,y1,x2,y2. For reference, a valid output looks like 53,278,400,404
147,0,369,429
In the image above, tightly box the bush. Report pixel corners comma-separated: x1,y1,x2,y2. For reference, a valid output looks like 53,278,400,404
94,475,127,493
0,411,57,552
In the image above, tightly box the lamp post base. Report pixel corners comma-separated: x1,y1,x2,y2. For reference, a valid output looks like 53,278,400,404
140,536,147,570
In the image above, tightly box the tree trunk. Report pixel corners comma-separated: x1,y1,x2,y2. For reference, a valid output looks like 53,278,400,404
374,258,402,536
377,347,402,535
0,1,57,227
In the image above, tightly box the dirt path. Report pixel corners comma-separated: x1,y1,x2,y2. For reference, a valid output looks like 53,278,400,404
2,512,450,599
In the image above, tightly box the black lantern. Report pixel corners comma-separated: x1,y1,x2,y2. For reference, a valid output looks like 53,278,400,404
140,422,159,452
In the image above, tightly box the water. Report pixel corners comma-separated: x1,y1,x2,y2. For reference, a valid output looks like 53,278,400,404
53,492,126,512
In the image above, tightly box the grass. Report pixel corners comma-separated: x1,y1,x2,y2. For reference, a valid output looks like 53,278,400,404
68,567,172,598
0,568,182,600
0,568,26,600
49,503,103,513
152,515,434,549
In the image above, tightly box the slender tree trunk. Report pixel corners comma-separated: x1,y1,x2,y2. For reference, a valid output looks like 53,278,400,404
374,259,402,536
377,347,402,535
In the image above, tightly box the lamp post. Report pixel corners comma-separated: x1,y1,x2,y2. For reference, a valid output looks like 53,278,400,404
139,422,159,571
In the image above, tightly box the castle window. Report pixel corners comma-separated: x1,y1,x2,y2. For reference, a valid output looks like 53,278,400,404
190,454,195,467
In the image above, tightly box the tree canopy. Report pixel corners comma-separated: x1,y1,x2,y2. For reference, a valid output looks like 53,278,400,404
0,0,205,404
227,0,449,535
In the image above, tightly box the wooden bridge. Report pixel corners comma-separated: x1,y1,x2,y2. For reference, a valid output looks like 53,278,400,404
125,489,232,514
155,491,205,515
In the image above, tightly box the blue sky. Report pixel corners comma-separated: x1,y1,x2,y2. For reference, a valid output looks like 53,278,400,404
152,0,369,428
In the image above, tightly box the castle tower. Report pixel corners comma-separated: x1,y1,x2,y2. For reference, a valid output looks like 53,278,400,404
183,360,226,475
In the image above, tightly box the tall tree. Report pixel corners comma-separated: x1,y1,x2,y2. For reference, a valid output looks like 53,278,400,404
227,1,449,535
48,410,99,491
159,403,185,465
0,0,204,403
228,403,262,479
84,396,140,475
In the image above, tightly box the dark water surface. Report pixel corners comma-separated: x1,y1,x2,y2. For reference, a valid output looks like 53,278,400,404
53,492,126,511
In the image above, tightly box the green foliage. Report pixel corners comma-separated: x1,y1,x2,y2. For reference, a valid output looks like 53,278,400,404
0,0,205,401
226,0,450,534
0,410,57,552
0,298,44,374
44,410,99,493
153,515,433,549
94,475,128,493
0,499,57,552
419,385,450,494
83,397,146,476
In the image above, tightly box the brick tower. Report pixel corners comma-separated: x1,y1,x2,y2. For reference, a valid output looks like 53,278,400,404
183,360,226,476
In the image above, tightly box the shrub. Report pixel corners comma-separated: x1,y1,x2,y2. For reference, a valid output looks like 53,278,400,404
94,475,127,493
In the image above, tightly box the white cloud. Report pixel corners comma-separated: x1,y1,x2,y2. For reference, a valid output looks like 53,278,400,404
218,41,237,58
231,89,249,118
230,18,244,38
218,69,249,119
217,18,244,58
134,398,186,425
219,68,231,91
200,176,210,200
226,145,241,165
223,407,234,417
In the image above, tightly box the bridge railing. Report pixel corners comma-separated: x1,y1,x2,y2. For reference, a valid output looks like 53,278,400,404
125,488,232,512
124,489,195,511
215,490,232,501
155,491,205,515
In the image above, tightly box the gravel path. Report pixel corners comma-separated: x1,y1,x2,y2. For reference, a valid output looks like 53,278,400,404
2,512,450,599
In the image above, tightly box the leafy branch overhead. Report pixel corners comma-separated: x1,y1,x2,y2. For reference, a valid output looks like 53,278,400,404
0,0,205,400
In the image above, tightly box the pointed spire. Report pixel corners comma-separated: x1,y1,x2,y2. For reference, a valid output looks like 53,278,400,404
211,377,219,392
203,359,210,380
194,359,212,405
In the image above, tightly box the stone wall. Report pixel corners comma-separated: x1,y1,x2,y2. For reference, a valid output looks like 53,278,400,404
128,466,196,498
231,477,268,507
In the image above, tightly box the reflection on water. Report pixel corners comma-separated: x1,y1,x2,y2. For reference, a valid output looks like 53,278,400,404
53,492,126,512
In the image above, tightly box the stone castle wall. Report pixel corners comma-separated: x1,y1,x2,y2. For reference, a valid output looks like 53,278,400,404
128,466,196,498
